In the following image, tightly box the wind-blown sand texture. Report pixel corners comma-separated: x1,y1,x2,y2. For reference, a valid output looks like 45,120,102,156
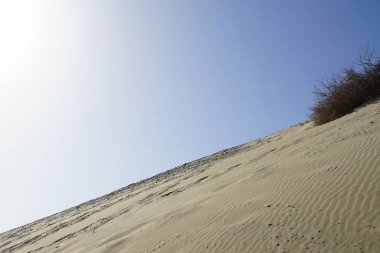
1,101,380,253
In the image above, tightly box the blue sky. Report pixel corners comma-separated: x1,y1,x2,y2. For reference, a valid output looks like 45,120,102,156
0,0,379,233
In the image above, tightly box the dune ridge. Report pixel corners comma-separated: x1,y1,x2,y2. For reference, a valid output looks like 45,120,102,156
1,101,380,253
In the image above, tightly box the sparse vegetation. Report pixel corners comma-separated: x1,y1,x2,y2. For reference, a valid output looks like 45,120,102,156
311,50,380,125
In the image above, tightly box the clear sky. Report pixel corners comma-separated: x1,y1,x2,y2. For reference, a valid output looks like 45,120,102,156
1,0,379,233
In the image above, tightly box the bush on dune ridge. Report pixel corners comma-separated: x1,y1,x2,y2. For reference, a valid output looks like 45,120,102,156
311,50,380,125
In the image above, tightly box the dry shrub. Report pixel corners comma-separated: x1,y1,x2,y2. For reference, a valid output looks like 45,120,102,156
311,51,380,125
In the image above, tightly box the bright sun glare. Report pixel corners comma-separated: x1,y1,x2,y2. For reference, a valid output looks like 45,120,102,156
0,1,46,113
0,1,41,70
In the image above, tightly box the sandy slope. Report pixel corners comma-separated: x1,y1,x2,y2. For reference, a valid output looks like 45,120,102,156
1,101,380,253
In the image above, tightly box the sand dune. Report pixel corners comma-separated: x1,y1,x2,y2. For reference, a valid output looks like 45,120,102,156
1,101,380,253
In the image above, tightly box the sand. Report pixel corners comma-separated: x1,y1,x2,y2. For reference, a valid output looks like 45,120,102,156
1,101,379,253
